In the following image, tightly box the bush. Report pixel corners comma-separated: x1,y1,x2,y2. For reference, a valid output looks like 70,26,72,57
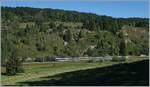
87,59,94,63
6,65,16,76
45,56,56,62
35,57,43,62
112,56,126,62
5,57,24,76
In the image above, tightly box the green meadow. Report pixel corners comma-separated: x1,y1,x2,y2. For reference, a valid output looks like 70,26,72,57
1,57,148,86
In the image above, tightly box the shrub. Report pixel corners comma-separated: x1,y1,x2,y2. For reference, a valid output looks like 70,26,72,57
112,56,126,62
45,56,56,62
87,59,94,63
5,57,24,76
35,57,43,62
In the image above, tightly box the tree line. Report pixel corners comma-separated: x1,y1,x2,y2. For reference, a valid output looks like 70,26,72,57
2,7,149,33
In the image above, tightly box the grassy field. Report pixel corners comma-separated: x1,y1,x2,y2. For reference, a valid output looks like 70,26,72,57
1,57,149,86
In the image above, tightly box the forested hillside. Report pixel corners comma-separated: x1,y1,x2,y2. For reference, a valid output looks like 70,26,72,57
1,7,149,64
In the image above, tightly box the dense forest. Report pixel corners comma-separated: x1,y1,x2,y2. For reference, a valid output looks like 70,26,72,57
1,7,149,64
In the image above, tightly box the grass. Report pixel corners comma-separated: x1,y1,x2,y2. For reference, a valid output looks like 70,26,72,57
1,57,149,86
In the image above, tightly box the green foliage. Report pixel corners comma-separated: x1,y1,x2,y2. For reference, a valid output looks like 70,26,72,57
63,30,73,42
2,7,148,32
112,56,126,62
1,6,149,64
119,31,128,56
85,32,120,56
49,21,56,28
5,48,24,76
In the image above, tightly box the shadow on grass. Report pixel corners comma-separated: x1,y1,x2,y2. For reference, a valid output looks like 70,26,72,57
18,60,149,86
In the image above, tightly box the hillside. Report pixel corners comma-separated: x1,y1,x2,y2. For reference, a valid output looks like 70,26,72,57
1,7,149,64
